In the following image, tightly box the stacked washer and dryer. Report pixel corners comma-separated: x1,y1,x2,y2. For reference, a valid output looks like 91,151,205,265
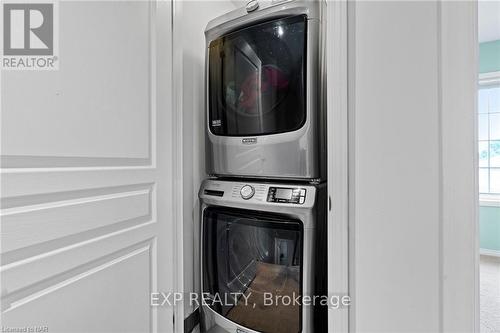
199,1,327,332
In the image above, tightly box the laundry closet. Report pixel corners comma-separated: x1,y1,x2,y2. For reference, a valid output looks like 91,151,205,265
178,1,329,332
173,1,479,333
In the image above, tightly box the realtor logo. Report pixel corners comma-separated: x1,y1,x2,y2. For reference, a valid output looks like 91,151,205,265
2,1,59,70
4,3,53,55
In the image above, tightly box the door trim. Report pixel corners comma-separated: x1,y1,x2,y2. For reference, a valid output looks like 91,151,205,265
327,0,349,332
172,0,185,331
438,1,478,331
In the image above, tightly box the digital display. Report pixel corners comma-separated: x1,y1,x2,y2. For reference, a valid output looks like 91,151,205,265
275,188,293,200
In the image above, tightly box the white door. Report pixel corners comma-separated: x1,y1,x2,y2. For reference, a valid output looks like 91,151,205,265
1,1,174,332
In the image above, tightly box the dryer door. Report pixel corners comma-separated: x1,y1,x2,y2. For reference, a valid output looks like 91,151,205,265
202,206,303,333
208,15,307,137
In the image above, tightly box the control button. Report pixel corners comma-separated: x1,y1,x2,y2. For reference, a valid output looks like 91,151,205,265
299,197,305,204
246,0,259,12
240,185,255,200
300,189,306,196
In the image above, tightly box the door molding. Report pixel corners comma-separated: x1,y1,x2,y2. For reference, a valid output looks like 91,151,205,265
438,1,478,331
327,0,349,332
171,0,185,331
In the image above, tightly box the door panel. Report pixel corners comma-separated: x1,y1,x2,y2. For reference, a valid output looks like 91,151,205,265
2,184,153,252
3,245,152,333
0,1,173,332
1,1,152,164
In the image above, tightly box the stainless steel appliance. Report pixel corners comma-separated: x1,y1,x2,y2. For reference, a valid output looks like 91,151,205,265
199,179,327,333
204,0,326,181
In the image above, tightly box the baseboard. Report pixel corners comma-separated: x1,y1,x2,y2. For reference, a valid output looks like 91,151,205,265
480,248,500,257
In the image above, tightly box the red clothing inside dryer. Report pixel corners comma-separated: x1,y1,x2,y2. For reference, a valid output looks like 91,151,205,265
239,65,289,111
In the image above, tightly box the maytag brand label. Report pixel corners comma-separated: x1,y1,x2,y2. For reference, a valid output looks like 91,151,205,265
242,137,257,144
236,329,249,333
212,119,221,127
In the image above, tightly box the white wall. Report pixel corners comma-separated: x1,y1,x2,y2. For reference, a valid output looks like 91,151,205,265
173,0,238,322
348,1,477,332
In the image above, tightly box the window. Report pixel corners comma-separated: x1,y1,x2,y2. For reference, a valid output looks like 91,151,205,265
478,77,500,194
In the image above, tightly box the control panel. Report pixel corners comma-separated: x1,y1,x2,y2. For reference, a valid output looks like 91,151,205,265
200,180,316,208
267,187,306,204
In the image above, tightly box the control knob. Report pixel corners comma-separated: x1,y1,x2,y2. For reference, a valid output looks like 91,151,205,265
240,185,255,200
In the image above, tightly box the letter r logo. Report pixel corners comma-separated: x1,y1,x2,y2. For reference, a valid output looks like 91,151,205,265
3,3,53,55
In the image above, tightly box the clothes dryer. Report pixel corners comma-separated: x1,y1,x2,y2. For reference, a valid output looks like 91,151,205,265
205,0,326,181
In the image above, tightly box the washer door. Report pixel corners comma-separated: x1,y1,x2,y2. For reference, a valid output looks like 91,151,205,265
202,207,303,333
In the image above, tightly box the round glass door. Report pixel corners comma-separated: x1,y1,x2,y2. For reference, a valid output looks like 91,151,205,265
203,207,303,333
208,15,307,136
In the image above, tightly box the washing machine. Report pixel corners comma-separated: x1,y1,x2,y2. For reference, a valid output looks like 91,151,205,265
199,178,327,333
204,0,326,181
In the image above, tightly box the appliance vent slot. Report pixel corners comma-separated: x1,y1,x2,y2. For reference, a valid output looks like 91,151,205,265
204,190,224,197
